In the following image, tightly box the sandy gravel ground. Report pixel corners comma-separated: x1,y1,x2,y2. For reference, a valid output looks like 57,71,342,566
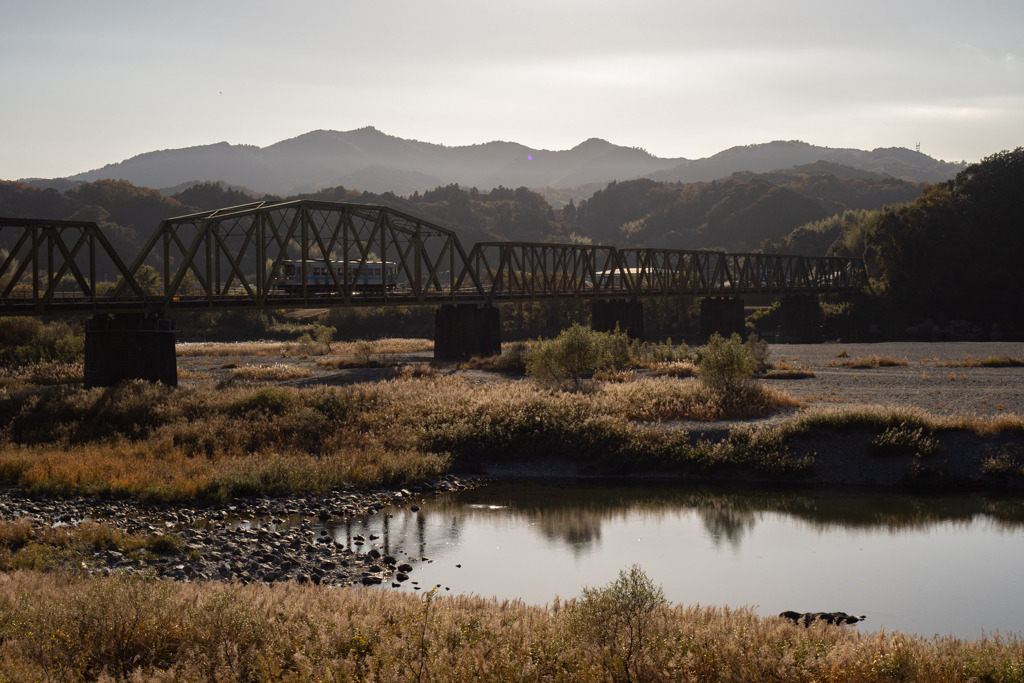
177,340,1024,420
765,341,1024,418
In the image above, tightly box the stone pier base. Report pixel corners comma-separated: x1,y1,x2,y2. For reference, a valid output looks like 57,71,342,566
84,315,177,388
434,304,501,361
590,299,645,341
699,297,746,338
778,295,823,342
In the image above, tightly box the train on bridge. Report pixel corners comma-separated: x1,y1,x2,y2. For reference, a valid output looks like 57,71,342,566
0,201,868,386
273,260,399,295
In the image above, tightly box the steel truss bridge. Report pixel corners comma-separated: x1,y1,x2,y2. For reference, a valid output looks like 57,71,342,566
0,200,866,317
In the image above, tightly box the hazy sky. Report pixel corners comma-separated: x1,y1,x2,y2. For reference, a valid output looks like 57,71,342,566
2,0,1021,180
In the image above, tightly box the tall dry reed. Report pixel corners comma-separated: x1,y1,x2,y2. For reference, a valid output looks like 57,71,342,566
0,570,1021,681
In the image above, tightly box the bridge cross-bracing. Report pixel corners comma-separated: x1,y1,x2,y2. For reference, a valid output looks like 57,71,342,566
0,201,868,384
111,199,486,311
0,201,867,316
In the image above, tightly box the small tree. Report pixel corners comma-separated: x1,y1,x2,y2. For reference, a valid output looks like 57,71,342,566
525,325,634,389
134,265,161,296
696,332,756,393
568,565,667,681
745,331,771,373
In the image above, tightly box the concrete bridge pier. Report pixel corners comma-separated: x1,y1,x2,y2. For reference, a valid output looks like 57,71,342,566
699,297,746,338
84,314,177,388
591,299,645,341
778,295,823,342
434,304,501,361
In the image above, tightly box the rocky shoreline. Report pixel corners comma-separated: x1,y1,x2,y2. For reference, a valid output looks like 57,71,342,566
9,423,1023,590
1,475,480,588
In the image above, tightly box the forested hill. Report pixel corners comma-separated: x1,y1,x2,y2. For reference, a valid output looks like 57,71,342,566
568,165,925,251
0,164,927,255
19,128,963,203
2,147,1021,336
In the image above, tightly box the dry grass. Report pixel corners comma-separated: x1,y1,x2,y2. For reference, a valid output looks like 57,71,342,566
592,368,636,383
391,363,439,380
831,355,910,369
177,336,431,360
1,374,1020,502
0,362,83,387
763,360,817,379
0,376,807,500
328,337,433,356
177,340,304,357
787,404,1024,437
230,363,313,381
0,570,1021,681
0,519,185,572
176,367,210,380
648,361,699,378
934,355,1024,368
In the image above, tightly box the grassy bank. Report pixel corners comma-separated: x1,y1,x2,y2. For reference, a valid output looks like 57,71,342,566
0,375,803,502
1,371,1023,501
0,569,1021,681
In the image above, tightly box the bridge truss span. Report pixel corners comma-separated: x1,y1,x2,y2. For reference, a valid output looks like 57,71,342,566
457,241,622,300
615,249,868,297
113,200,486,310
0,217,149,315
0,202,867,318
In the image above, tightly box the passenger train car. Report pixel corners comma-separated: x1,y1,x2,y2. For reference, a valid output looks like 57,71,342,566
274,260,399,294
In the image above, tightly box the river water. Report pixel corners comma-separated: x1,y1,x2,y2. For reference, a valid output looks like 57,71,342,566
326,482,1024,639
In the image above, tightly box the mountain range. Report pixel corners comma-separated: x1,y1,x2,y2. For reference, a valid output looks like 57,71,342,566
32,127,963,202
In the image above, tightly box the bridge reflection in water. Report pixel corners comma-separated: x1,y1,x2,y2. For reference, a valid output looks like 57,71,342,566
0,201,867,385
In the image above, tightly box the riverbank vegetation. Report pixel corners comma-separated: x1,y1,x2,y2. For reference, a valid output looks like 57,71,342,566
0,366,1021,503
0,368,804,502
1,568,1022,681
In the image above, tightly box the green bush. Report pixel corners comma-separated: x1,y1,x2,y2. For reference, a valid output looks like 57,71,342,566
568,565,668,681
0,318,84,367
492,340,530,374
526,325,633,389
744,332,771,373
696,333,756,393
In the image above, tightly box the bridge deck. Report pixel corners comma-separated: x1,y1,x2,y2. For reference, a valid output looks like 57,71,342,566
0,201,867,317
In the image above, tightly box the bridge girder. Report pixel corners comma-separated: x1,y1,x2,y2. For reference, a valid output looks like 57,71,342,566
0,204,868,317
0,217,149,316
112,200,486,312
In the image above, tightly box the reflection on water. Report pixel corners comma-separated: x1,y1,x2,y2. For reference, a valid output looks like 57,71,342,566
336,483,1024,639
410,484,1024,550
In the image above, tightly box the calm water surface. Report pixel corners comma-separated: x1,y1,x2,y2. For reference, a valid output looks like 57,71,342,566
327,483,1024,639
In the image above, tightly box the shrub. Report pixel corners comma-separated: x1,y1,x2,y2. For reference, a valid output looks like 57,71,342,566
648,361,698,378
867,424,942,457
228,387,296,416
745,332,771,373
526,325,629,389
568,565,668,680
492,341,530,374
0,318,85,367
696,333,756,394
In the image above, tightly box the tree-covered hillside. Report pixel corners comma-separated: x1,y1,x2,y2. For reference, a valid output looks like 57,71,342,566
771,148,1024,336
4,151,1020,338
567,168,923,250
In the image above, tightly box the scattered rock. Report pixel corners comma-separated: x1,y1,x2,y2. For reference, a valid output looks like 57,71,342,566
780,611,866,626
0,475,478,588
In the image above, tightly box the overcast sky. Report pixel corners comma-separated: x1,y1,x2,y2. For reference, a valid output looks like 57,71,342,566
2,0,1021,180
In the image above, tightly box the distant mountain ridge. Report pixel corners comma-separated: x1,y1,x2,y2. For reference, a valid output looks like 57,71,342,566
34,127,963,199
